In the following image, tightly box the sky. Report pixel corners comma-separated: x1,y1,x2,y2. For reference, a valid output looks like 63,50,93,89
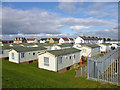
1,1,119,40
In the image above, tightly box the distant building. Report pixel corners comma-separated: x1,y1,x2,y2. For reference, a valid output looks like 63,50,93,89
105,40,120,44
68,38,74,43
51,43,73,50
9,46,46,64
40,38,49,43
13,37,26,44
0,45,12,60
49,38,59,43
38,48,81,72
2,40,13,44
98,43,111,53
27,38,38,43
75,36,103,44
59,37,69,44
73,44,100,57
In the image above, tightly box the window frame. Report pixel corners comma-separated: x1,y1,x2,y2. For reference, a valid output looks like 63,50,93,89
1,50,3,54
44,57,49,66
69,56,72,60
12,53,14,59
21,52,25,58
59,57,62,64
74,54,75,59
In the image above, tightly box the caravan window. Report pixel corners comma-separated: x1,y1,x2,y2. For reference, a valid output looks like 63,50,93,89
12,53,14,59
69,56,72,60
44,57,49,66
59,57,62,64
74,55,75,59
21,53,25,58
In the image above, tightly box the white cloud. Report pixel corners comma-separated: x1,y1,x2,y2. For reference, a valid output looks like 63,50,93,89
59,17,115,26
70,25,91,31
84,25,118,39
2,6,118,39
58,2,77,13
2,7,61,34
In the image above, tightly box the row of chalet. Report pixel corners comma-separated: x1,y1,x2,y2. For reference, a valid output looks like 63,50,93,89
39,37,74,44
9,37,74,44
75,36,104,44
1,42,119,72
1,35,105,44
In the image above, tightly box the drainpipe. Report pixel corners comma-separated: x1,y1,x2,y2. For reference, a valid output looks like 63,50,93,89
18,52,20,64
56,56,58,72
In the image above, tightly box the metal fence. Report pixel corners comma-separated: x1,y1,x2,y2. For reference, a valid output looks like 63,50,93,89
87,48,120,85
75,66,87,78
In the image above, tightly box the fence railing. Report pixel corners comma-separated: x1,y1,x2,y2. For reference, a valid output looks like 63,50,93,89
87,48,120,85
75,66,87,78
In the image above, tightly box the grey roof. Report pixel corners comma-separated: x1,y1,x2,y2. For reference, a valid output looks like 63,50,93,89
57,43,73,47
52,38,59,41
77,43,100,48
69,38,74,40
82,44,100,48
101,43,110,45
2,45,12,50
79,36,102,40
47,48,81,56
12,46,46,52
40,38,48,40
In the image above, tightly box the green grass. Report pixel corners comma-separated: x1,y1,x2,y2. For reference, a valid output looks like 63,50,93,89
2,60,118,88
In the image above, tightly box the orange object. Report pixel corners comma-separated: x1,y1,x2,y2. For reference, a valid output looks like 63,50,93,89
80,58,83,65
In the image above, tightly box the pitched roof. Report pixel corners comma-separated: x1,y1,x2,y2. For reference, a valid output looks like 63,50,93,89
69,38,74,40
57,43,73,47
52,38,59,41
40,38,48,40
11,46,46,52
2,45,12,50
82,44,100,48
62,37,69,41
79,36,102,40
47,48,81,56
27,38,35,41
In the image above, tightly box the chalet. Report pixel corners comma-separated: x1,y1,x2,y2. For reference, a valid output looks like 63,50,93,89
13,37,27,44
27,38,38,43
40,38,49,43
38,48,81,72
105,40,120,44
51,43,73,50
2,40,13,44
110,43,118,49
98,43,111,53
73,44,100,57
49,38,59,43
59,37,69,44
75,36,103,44
68,38,74,43
0,45,12,60
9,46,46,64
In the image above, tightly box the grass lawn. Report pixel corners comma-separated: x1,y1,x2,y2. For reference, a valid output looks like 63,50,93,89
2,60,118,88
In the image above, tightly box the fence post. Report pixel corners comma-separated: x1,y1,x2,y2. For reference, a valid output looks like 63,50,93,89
87,59,89,79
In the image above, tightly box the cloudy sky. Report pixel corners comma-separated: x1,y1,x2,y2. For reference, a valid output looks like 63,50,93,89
1,2,118,40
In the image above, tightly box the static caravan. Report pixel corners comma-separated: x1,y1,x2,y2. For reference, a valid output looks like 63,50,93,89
9,46,46,64
38,48,81,73
98,43,111,53
51,43,73,50
74,44,100,57
59,37,69,44
27,38,38,43
0,45,12,60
